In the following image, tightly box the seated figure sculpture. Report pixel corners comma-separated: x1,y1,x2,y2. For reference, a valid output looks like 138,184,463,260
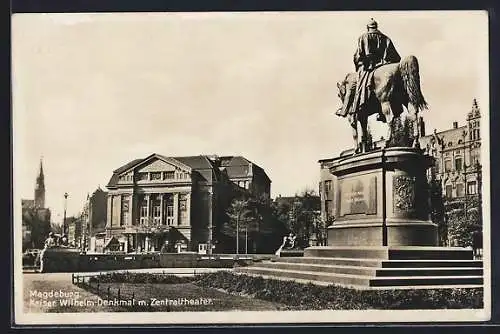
275,233,298,256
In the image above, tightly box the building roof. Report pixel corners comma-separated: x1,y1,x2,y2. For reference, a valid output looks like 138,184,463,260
113,158,144,173
174,155,214,170
219,156,271,182
22,199,34,209
107,154,270,188
420,125,467,150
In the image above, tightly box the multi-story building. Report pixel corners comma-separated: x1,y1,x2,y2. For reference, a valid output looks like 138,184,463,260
420,99,482,199
319,99,482,223
79,187,108,253
105,154,271,254
66,216,81,247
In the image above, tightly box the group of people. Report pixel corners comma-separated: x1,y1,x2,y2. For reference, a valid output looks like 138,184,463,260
43,232,69,248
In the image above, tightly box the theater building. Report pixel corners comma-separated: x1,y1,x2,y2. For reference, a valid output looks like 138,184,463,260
105,154,271,253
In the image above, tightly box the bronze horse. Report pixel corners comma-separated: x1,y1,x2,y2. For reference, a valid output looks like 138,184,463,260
337,55,428,152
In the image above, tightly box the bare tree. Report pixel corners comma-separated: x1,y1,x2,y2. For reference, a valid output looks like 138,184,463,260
226,198,253,254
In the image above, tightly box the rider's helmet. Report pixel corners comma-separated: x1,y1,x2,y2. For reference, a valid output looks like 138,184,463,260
367,18,378,30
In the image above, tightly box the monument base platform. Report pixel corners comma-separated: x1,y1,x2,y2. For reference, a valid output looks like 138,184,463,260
235,246,483,289
328,220,438,246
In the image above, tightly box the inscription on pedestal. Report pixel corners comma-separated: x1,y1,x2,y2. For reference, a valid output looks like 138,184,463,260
339,176,377,216
393,175,416,213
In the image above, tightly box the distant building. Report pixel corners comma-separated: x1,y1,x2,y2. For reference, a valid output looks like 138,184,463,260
105,154,271,253
21,158,51,250
80,187,108,253
420,99,482,199
66,217,80,247
319,99,483,222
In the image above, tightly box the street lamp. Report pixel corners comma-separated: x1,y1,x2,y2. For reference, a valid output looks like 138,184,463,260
63,192,69,236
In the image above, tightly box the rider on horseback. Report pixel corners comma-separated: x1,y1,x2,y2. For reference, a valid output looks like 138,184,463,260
336,19,401,121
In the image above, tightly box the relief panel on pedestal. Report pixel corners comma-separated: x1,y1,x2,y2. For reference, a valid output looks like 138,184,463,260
338,175,377,217
392,175,416,214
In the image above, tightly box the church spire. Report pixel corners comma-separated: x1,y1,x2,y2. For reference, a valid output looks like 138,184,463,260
35,157,45,208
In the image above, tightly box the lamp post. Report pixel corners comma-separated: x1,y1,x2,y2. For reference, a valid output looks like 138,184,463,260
63,192,69,236
245,226,248,255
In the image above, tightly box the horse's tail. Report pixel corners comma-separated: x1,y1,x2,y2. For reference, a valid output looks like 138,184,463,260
400,55,428,112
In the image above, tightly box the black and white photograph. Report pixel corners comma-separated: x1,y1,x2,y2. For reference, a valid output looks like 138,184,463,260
12,10,490,325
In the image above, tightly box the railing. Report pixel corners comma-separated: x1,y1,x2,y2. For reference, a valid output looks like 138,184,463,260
71,272,151,311
70,270,209,311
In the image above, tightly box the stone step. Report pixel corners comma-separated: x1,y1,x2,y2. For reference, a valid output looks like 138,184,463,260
304,246,388,259
260,261,377,276
381,260,483,268
304,246,474,261
235,266,372,287
235,266,483,289
274,256,382,267
370,275,484,287
387,248,473,260
375,267,483,277
275,256,482,269
261,261,482,277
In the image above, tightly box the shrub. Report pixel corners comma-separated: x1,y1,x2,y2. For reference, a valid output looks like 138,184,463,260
194,272,483,310
88,272,194,284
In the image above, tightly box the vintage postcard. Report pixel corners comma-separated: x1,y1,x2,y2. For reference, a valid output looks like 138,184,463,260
12,10,491,325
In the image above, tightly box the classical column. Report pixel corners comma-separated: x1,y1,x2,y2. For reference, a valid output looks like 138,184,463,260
145,193,150,224
160,193,164,225
130,194,135,226
173,193,179,225
186,193,191,226
106,195,113,229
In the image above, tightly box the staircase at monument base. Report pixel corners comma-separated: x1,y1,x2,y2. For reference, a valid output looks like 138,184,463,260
234,246,483,289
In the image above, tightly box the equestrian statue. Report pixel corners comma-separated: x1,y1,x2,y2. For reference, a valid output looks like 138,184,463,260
336,18,428,153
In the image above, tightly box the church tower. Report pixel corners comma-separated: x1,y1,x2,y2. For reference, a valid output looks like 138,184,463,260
34,158,45,208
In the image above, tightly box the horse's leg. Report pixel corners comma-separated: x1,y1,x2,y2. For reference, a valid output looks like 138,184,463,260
349,114,359,153
407,103,421,148
381,101,394,148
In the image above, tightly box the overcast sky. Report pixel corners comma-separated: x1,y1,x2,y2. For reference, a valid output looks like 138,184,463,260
12,11,488,222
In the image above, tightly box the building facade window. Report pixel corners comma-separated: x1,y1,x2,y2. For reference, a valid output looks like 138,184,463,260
467,181,477,195
324,180,332,197
151,172,162,180
444,160,452,172
179,194,188,224
445,185,453,198
456,183,464,197
325,200,332,219
165,195,174,225
455,157,463,171
434,159,440,174
136,172,148,181
152,196,161,225
120,196,129,226
139,197,148,225
164,171,175,180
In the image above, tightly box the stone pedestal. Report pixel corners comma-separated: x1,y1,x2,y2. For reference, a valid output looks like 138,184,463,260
328,147,438,247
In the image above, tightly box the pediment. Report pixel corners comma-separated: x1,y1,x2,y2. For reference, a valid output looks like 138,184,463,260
137,158,178,173
133,155,192,174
